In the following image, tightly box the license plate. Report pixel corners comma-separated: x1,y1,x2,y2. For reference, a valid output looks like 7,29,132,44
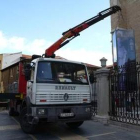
60,112,74,117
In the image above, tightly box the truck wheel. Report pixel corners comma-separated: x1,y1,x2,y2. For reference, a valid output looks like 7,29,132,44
66,121,84,128
20,107,36,134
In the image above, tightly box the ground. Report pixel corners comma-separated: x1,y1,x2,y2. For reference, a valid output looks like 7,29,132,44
0,110,140,140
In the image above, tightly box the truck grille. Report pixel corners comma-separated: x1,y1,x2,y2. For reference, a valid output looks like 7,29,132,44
36,84,90,104
36,93,90,104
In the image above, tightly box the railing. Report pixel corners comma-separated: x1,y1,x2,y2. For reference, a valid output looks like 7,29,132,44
109,62,140,125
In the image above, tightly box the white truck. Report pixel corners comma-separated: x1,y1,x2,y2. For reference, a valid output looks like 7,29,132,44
22,57,92,133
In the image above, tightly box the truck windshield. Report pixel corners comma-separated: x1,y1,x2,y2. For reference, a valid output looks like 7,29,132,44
36,61,89,85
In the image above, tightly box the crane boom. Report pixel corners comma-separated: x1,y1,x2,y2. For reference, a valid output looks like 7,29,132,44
45,5,121,58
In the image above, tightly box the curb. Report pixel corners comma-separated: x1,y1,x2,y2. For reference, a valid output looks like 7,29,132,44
108,120,140,133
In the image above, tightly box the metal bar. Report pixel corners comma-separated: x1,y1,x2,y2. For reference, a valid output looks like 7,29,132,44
0,93,22,100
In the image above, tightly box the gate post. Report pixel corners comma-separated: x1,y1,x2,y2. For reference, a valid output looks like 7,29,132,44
94,67,110,123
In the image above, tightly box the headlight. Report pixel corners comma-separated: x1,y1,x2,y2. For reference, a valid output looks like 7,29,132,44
38,109,45,115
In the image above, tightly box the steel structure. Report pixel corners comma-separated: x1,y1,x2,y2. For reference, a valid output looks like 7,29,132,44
45,6,121,58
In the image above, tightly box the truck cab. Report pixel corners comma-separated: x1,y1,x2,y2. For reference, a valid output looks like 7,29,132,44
21,57,92,133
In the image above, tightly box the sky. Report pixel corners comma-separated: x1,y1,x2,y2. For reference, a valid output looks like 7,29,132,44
0,0,114,66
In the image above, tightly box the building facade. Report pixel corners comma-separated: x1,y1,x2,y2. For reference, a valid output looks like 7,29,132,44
110,0,140,61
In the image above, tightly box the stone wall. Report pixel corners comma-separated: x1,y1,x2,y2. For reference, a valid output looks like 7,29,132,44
110,0,140,61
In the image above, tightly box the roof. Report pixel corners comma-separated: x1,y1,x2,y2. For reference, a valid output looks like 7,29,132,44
22,54,32,59
55,56,66,60
85,63,100,68
32,57,84,65
106,64,113,69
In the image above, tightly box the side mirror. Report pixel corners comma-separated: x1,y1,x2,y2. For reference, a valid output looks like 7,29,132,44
24,64,31,81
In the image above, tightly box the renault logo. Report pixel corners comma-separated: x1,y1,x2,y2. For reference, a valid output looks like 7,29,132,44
64,93,69,101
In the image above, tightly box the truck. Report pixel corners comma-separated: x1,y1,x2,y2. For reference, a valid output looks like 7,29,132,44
0,5,121,133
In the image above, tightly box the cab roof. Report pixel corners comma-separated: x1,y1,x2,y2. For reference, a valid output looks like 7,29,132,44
32,57,85,65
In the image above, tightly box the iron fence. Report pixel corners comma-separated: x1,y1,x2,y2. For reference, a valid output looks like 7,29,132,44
109,62,140,125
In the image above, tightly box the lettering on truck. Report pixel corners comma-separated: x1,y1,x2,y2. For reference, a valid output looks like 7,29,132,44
55,86,76,90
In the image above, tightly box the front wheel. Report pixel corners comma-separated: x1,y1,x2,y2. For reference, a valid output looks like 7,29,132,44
20,107,37,134
66,121,84,128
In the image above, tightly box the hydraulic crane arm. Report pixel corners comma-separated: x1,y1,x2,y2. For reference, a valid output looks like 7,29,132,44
45,5,121,58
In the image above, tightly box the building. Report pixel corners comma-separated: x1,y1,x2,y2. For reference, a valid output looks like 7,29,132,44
110,0,140,61
0,52,31,93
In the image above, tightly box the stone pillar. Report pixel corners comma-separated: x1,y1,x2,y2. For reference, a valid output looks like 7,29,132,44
94,67,110,123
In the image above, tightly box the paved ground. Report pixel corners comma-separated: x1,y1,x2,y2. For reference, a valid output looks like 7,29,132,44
0,110,140,140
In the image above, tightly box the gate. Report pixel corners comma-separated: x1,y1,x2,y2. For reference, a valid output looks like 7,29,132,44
109,62,140,125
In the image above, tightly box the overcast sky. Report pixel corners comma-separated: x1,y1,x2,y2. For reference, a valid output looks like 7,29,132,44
0,0,113,66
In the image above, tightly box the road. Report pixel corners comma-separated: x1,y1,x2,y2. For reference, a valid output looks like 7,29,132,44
0,110,140,140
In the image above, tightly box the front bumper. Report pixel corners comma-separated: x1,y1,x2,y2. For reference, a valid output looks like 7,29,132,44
30,104,92,123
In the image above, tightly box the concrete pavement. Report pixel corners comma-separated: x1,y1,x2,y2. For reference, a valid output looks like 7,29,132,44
0,110,140,140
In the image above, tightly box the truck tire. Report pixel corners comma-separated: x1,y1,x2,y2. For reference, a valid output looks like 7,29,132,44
20,107,37,134
66,121,84,128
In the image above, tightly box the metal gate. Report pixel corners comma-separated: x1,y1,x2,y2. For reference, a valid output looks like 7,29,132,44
109,62,140,125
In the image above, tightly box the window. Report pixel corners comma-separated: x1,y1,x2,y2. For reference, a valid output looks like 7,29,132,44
36,61,89,85
10,69,13,78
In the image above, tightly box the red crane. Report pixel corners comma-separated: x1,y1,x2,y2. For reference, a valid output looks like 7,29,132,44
45,5,121,58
